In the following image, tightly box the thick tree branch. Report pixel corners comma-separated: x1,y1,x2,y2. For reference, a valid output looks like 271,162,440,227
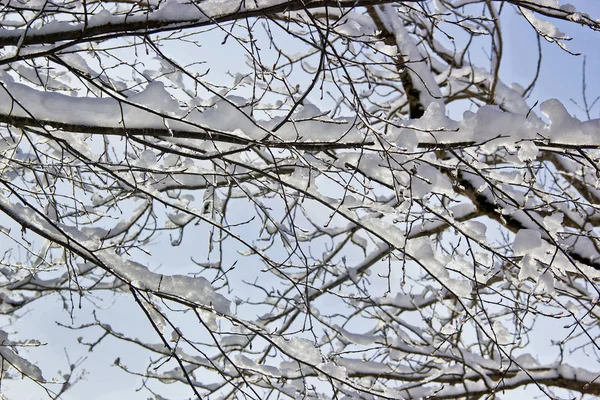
0,0,416,48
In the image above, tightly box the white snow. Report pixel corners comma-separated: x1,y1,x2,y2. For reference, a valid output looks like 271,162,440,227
336,326,382,346
0,329,45,382
492,321,511,345
513,229,543,257
518,254,541,282
273,336,321,365
517,141,539,162
543,213,563,238
520,7,570,45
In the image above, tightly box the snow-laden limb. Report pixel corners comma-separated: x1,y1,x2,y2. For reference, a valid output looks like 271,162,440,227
70,305,600,398
370,4,444,118
0,0,596,51
513,0,600,31
0,330,44,382
3,77,598,153
0,80,370,150
520,7,571,48
0,0,416,49
397,363,600,398
0,193,230,314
